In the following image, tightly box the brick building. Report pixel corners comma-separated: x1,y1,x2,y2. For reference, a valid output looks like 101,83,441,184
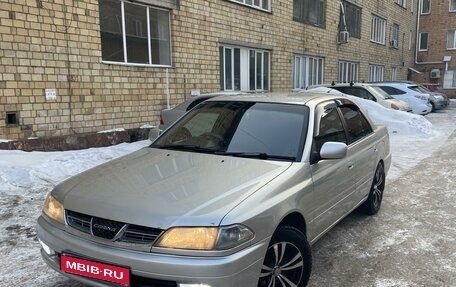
411,0,456,97
0,0,418,140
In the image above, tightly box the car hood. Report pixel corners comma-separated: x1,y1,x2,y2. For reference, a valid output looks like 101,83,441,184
53,148,292,229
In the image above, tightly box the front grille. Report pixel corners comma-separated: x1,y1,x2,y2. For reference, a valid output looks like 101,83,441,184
65,210,163,245
122,224,163,244
66,210,91,233
92,217,125,239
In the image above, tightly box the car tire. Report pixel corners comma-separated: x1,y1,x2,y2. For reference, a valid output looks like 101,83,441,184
258,226,312,287
431,102,436,112
360,163,385,215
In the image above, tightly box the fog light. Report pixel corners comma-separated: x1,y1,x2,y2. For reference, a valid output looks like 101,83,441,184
38,239,55,255
179,284,212,287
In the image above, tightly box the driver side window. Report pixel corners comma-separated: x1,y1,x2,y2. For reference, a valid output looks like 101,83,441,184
314,107,347,153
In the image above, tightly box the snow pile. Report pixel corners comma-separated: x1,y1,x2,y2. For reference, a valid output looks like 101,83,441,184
0,140,151,196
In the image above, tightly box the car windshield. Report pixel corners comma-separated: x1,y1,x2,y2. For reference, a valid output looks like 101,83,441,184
409,85,429,94
369,86,394,99
151,101,309,161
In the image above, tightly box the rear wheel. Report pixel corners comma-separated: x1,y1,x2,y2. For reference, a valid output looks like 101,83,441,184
360,163,385,215
258,226,312,287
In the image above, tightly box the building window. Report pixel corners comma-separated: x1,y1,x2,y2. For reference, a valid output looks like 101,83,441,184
98,0,171,66
447,30,456,49
370,15,386,44
293,0,326,27
338,61,359,83
229,0,271,11
421,0,430,14
391,23,399,48
293,55,324,89
340,1,361,38
450,0,456,12
369,65,384,82
395,0,406,8
443,70,456,88
391,67,398,80
419,32,429,51
220,46,270,91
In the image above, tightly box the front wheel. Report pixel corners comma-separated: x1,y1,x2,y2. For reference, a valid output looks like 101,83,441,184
258,226,312,287
360,163,385,215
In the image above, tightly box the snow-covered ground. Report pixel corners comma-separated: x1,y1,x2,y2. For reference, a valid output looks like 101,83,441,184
0,97,455,286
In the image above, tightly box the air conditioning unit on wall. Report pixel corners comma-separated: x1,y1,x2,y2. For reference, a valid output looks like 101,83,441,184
390,40,398,48
339,31,349,44
430,69,441,79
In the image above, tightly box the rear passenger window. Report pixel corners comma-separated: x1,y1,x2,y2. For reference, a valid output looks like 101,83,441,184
339,106,372,143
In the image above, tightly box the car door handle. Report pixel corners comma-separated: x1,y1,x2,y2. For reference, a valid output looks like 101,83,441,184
348,162,355,170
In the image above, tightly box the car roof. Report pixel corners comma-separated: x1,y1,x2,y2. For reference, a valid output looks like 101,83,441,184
369,81,418,87
312,82,376,88
205,91,352,106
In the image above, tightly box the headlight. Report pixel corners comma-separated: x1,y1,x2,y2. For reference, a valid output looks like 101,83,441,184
155,224,254,251
43,194,64,224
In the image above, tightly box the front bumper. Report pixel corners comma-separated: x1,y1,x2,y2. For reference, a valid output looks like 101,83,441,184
431,99,446,110
37,216,268,287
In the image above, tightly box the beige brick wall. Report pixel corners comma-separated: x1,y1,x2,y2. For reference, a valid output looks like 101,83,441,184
0,0,418,140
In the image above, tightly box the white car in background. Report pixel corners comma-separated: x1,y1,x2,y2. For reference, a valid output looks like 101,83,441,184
373,82,432,115
310,83,412,112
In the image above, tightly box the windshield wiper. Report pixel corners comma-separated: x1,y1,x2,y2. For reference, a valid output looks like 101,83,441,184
214,151,296,161
152,144,217,153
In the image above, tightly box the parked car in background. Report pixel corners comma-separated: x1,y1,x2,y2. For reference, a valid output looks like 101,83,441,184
372,82,432,115
420,83,450,109
159,92,246,131
315,83,412,112
37,92,391,287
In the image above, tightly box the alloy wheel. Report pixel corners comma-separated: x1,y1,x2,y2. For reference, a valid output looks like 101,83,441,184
259,241,304,287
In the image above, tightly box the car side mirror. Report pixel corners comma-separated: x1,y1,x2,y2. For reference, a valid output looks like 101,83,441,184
320,142,347,160
148,127,161,141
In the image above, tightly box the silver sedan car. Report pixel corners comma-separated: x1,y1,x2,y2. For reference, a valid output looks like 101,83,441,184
37,93,391,287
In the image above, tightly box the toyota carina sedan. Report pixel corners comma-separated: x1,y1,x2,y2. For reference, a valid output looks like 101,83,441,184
37,92,391,287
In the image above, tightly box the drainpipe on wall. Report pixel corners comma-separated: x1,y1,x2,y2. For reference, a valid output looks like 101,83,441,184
166,68,170,109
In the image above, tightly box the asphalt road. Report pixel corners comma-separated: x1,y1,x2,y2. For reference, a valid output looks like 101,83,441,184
308,106,456,287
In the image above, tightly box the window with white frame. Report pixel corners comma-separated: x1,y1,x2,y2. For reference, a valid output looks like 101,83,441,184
220,46,270,91
447,30,456,49
340,1,361,38
395,0,406,8
391,23,399,48
443,69,456,88
293,55,324,89
338,61,359,83
293,0,326,27
450,0,456,12
421,0,430,14
391,67,398,80
369,65,384,82
98,0,171,66
419,32,429,51
371,15,386,44
229,0,271,11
